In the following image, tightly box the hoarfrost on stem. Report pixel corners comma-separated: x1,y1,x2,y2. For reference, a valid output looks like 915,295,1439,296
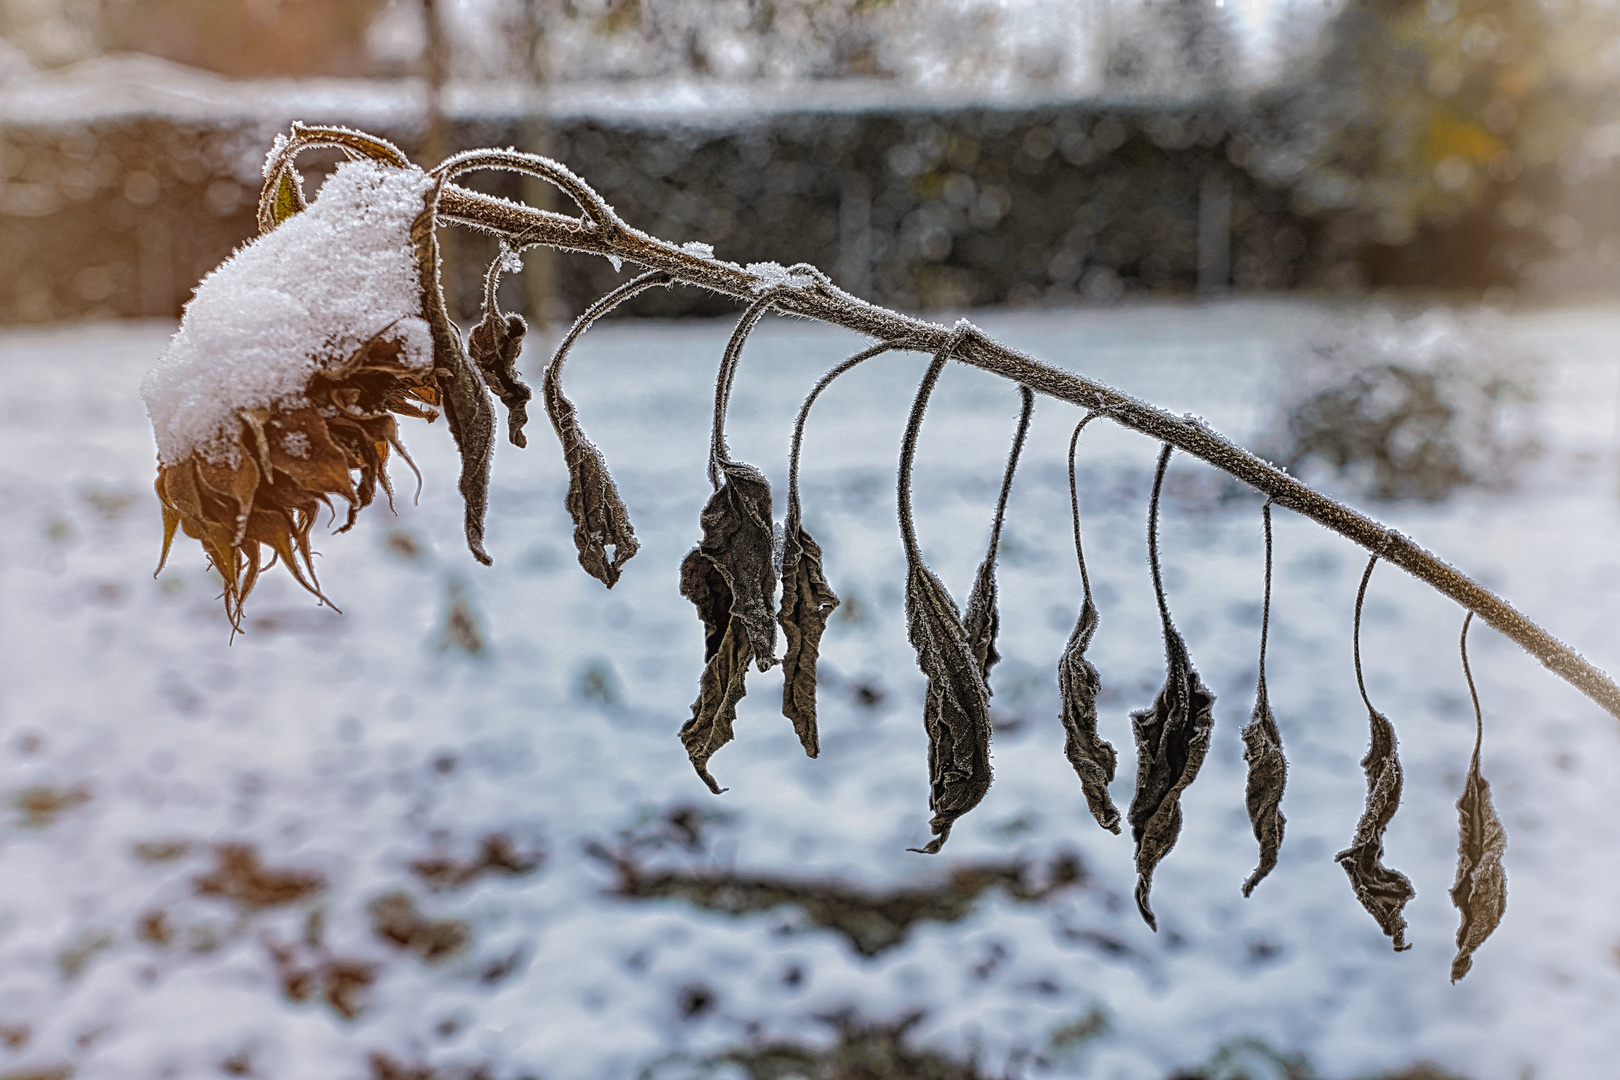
141,159,437,467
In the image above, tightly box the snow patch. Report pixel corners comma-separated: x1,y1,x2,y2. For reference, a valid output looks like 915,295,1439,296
140,160,436,466
745,260,816,293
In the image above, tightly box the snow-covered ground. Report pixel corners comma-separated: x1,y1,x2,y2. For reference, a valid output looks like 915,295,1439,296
0,299,1617,1079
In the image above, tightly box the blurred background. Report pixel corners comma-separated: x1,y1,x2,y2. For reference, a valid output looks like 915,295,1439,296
3,4,1620,1080
0,0,1617,324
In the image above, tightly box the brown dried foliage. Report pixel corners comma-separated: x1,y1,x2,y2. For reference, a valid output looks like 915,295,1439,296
541,273,669,587
194,844,324,910
410,833,543,891
1059,414,1120,834
155,332,439,632
368,892,471,963
1450,613,1507,981
679,461,778,793
1127,446,1216,931
600,842,1082,958
1336,557,1416,951
962,387,1034,683
467,251,532,448
899,337,995,855
777,341,896,757
1241,502,1288,896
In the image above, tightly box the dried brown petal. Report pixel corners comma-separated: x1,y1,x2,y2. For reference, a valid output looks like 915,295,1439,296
542,273,669,587
778,521,837,758
1058,414,1120,834
898,333,995,855
1335,556,1416,951
678,546,754,793
1128,445,1215,930
1450,612,1507,981
468,251,532,448
1241,501,1287,896
962,388,1033,684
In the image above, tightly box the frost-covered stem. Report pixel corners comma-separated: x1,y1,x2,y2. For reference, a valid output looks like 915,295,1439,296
436,184,1620,722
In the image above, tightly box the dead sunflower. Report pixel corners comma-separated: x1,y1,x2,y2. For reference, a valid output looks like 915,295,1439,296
147,125,560,632
152,329,442,630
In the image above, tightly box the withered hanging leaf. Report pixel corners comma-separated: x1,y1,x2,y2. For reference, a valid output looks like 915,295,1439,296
1129,625,1215,930
962,555,1001,681
678,459,779,791
678,539,752,793
1240,682,1286,896
468,251,532,448
1241,501,1287,897
962,388,1033,684
1060,597,1119,834
1450,612,1507,982
898,336,995,855
1127,445,1215,931
1336,706,1415,950
905,561,994,855
677,296,785,791
1058,415,1119,834
778,518,837,758
541,273,669,587
1336,556,1416,951
413,180,494,565
776,340,898,760
697,460,780,668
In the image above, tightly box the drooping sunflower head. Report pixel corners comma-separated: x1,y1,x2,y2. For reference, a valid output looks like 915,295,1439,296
143,145,445,632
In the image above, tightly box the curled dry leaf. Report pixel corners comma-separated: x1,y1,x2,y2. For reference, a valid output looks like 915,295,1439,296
1059,598,1118,833
541,273,669,587
1241,685,1287,896
1127,445,1216,930
468,250,533,448
777,341,897,758
962,387,1034,684
412,179,495,566
679,296,784,792
1241,501,1287,896
778,519,837,758
678,548,753,793
898,331,995,855
905,562,995,854
1450,612,1507,981
1058,414,1119,834
1336,556,1416,951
